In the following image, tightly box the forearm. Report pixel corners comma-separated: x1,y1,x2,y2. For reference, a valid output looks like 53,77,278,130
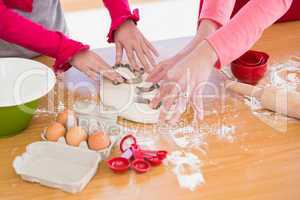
172,19,218,61
0,2,88,72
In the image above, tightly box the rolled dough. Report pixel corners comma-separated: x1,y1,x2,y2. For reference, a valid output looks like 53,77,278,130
100,67,160,124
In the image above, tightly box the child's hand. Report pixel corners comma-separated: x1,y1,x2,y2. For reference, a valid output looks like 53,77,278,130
70,50,124,83
114,20,159,72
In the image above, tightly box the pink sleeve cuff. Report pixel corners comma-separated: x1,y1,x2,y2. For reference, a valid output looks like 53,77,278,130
198,0,236,28
205,37,223,70
107,8,140,43
53,37,89,73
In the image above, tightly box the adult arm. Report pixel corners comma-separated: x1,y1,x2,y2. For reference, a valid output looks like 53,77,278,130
198,0,236,27
206,0,294,68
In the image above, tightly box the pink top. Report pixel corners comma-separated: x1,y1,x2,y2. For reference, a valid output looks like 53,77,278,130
0,0,139,72
198,0,294,68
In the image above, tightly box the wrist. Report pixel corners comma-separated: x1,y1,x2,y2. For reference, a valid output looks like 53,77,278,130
171,53,185,63
70,49,88,66
119,19,135,28
195,40,218,66
196,19,218,40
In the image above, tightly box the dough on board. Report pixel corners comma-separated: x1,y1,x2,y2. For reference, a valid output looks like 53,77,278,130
100,67,161,124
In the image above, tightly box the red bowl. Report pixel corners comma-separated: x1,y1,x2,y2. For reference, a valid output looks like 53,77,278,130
231,50,269,85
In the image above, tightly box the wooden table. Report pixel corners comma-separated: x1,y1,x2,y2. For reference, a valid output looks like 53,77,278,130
1,21,300,200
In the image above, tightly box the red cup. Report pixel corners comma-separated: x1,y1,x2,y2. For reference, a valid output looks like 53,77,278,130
231,50,269,85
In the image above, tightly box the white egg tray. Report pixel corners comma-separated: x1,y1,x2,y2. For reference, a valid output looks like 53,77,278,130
41,101,124,159
13,142,101,193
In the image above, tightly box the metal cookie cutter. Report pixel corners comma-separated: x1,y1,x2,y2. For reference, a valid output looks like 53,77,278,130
112,64,162,109
112,63,143,85
136,83,160,94
134,96,162,109
134,83,161,109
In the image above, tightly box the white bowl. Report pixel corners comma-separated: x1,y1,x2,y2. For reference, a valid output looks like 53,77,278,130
0,57,56,107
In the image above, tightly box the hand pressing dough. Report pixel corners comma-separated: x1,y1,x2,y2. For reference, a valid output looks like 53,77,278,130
100,67,160,124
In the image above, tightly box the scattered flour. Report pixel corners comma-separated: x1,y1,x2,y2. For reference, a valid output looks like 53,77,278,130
216,125,236,143
269,61,300,91
164,151,205,191
244,96,262,110
169,126,207,153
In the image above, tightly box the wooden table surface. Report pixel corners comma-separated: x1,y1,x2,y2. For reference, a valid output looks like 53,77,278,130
1,21,300,200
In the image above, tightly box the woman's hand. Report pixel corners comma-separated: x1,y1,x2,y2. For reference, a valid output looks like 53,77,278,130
70,50,124,83
146,55,181,83
114,20,159,72
149,41,218,124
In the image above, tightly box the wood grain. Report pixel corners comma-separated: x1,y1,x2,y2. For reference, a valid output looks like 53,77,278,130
1,21,300,200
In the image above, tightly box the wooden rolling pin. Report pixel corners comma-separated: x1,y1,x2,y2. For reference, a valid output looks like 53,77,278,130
226,80,300,119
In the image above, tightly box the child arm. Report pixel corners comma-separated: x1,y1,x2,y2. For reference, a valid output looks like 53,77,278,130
0,0,89,72
103,0,139,43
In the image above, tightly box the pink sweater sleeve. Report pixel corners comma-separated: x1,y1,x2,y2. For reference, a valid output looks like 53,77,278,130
198,0,236,27
205,0,293,68
0,0,89,73
103,0,140,43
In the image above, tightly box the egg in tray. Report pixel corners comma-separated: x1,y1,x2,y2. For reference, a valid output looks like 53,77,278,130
42,104,122,159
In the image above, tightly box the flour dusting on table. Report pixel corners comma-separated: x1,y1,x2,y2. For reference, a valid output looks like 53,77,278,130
164,151,205,191
169,126,207,151
269,61,300,91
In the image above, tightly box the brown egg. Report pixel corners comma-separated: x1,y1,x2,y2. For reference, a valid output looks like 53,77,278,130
56,109,76,127
46,122,66,142
66,126,87,147
88,131,111,151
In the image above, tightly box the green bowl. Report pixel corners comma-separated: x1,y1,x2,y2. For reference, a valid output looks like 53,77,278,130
0,58,56,138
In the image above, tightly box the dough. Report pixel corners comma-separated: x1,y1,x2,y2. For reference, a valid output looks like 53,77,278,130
100,67,160,124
